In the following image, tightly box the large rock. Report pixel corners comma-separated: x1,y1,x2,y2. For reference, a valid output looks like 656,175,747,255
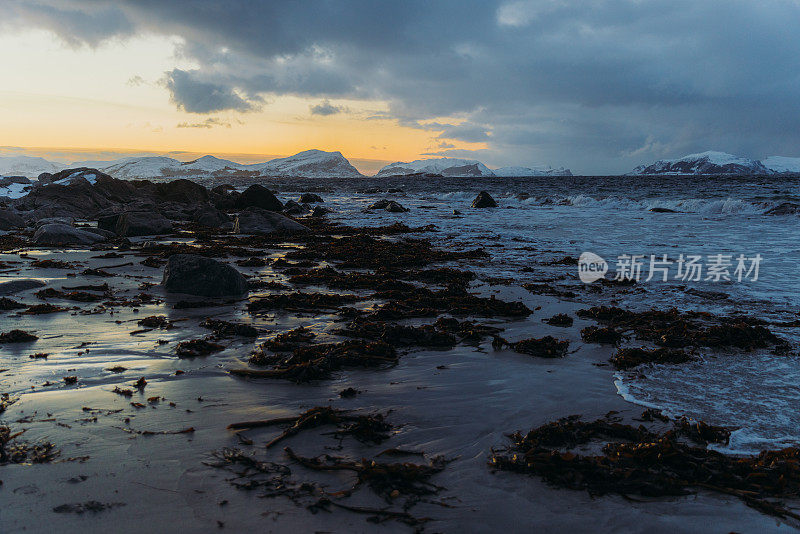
32,223,106,246
235,185,283,211
191,203,231,228
15,169,125,219
163,254,248,297
299,193,324,203
98,211,173,237
154,179,209,204
0,208,26,230
471,191,498,208
235,207,309,235
283,200,310,215
368,199,409,212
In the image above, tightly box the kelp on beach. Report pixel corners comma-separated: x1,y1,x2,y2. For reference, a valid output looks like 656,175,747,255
490,413,800,521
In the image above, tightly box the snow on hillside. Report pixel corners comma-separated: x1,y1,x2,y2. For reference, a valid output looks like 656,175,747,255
630,151,772,175
248,149,362,177
493,165,573,177
100,156,184,179
376,158,495,177
0,156,61,177
180,155,243,173
763,156,800,174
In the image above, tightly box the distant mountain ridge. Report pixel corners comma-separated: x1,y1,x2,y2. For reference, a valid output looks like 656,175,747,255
630,151,800,175
375,157,572,177
0,150,363,179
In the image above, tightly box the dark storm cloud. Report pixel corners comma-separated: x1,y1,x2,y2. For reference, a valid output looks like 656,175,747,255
163,69,259,113
5,0,800,173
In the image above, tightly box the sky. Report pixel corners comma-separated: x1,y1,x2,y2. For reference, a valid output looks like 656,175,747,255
1,0,800,175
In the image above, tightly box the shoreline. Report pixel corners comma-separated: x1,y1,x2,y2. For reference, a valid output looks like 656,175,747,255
0,175,798,532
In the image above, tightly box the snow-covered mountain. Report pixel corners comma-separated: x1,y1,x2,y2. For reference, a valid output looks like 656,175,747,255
0,155,62,177
376,158,495,177
40,150,362,179
493,165,572,177
99,156,184,179
247,149,362,178
762,156,800,174
630,151,772,175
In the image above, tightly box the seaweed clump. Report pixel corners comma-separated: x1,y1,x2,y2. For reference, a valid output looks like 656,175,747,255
1,426,60,464
247,292,361,314
285,447,447,508
490,414,800,520
576,306,783,350
371,286,531,320
200,318,258,338
544,313,573,327
176,339,224,358
503,336,570,358
233,340,397,382
0,329,38,343
227,406,393,448
335,317,457,348
580,325,623,345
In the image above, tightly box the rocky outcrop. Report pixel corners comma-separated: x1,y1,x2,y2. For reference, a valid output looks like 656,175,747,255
191,203,231,228
235,185,283,212
235,207,309,235
299,193,324,203
471,191,498,208
0,208,26,230
32,223,106,246
283,200,310,215
98,211,173,237
154,179,209,204
162,254,248,297
368,199,409,212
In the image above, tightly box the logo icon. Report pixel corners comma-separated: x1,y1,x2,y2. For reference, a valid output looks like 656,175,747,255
578,252,608,283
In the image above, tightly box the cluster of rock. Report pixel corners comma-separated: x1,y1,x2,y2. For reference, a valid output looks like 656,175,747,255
0,167,320,241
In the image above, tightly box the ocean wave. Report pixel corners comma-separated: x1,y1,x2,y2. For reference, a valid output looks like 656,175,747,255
432,191,790,215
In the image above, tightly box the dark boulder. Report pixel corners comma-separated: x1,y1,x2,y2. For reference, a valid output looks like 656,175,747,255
191,203,231,228
0,208,26,230
471,191,498,208
311,206,330,217
82,227,117,239
283,200,310,215
368,199,408,212
33,223,106,246
299,193,324,203
154,179,209,204
98,211,173,237
15,170,131,219
368,199,390,210
163,254,248,297
235,207,309,235
385,201,409,213
235,184,283,211
650,207,678,213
